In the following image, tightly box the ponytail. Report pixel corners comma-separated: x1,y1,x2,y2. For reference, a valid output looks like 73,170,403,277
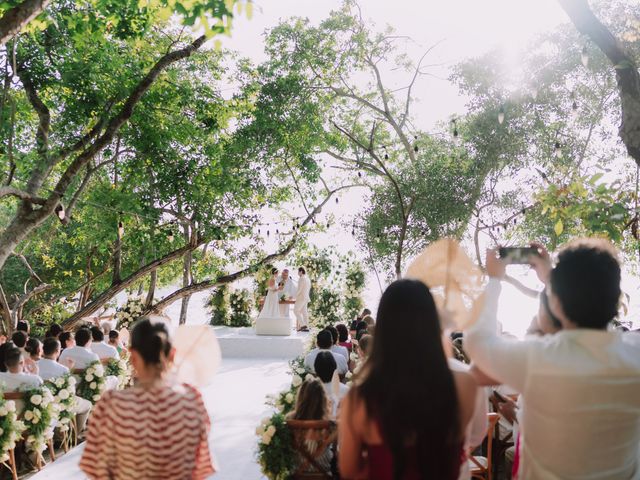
130,317,172,368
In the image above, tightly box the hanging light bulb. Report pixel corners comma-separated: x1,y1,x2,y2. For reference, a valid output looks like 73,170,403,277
326,221,330,228
413,135,419,153
384,152,389,160
276,228,279,235
351,228,355,236
55,204,65,221
581,45,589,68
335,197,339,204
554,141,563,158
358,171,362,178
267,230,270,237
498,105,505,125
118,221,124,237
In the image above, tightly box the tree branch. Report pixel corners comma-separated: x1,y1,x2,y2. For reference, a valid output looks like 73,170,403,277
0,0,51,48
0,185,46,203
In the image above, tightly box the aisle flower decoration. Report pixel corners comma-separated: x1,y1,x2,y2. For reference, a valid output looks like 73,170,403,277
45,374,76,435
115,297,144,330
106,358,131,389
22,386,56,455
256,413,294,480
0,396,25,463
77,361,106,404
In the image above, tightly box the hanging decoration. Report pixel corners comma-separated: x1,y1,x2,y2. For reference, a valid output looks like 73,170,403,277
581,44,589,68
498,104,505,125
413,135,419,153
55,204,65,221
554,141,563,159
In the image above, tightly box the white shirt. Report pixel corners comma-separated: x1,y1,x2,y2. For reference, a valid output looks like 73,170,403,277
322,382,349,418
330,344,349,362
90,341,120,360
37,358,70,381
295,275,311,303
59,345,100,370
278,277,297,299
466,278,640,480
304,348,348,375
0,371,43,391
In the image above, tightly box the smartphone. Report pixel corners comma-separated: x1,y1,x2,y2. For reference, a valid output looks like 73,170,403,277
498,246,540,264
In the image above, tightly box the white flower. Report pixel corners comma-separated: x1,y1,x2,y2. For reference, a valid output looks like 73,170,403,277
291,375,302,387
30,395,42,406
86,368,94,376
32,417,39,425
261,433,272,445
0,427,4,436
346,371,353,379
85,374,94,382
350,352,358,362
68,377,77,386
255,425,265,436
94,366,104,378
24,410,33,421
285,393,294,403
58,389,70,400
90,382,97,390
0,406,7,417
93,394,100,402
261,417,270,426
305,373,315,382
55,378,64,388
266,425,276,436
296,367,306,375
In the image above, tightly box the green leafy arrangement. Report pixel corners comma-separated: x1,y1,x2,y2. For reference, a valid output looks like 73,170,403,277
229,289,252,327
22,386,57,455
77,361,107,404
115,297,145,330
208,286,230,326
105,358,132,389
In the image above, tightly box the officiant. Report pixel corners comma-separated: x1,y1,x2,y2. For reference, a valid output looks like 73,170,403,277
278,269,297,318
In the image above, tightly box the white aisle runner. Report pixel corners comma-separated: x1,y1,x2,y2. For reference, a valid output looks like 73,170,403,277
30,358,291,480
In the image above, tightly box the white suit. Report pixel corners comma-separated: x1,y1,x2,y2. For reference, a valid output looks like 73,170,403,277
294,274,311,329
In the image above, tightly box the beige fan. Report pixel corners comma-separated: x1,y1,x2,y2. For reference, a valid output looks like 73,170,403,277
172,324,222,387
118,327,130,346
405,238,485,330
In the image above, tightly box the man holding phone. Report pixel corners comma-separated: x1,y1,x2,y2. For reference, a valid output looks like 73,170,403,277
465,239,640,480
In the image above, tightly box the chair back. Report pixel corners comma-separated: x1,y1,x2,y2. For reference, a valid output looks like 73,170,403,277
286,419,337,479
2,392,23,401
470,412,500,480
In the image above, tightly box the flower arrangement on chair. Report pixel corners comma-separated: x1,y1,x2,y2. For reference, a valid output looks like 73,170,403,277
115,297,144,330
76,361,106,404
45,374,77,450
105,358,131,389
22,386,57,459
0,395,24,465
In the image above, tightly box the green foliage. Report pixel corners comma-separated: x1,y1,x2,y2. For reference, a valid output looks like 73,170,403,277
115,297,145,330
207,285,230,326
105,358,132,389
256,412,295,480
76,361,106,404
310,288,342,329
229,289,252,327
343,262,365,321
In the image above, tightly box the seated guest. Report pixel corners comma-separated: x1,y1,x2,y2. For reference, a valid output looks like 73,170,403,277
0,342,14,372
108,330,126,356
89,326,120,360
336,324,353,352
11,331,28,358
80,317,215,479
325,326,349,362
16,320,30,336
0,345,43,390
45,323,63,339
339,279,477,479
59,331,75,352
39,338,92,430
24,337,42,375
356,334,372,360
466,240,640,479
362,315,375,327
350,308,371,334
286,378,334,473
355,324,368,342
314,351,349,418
304,331,348,376
59,328,100,370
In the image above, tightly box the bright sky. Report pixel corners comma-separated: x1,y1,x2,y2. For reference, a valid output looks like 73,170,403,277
213,1,637,336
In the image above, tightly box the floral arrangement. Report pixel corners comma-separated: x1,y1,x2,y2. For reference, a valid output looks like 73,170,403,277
343,261,366,320
207,285,230,326
256,413,295,480
105,358,131,389
77,361,106,404
229,289,252,327
310,288,342,328
45,374,77,435
115,297,145,330
0,396,25,463
22,386,57,455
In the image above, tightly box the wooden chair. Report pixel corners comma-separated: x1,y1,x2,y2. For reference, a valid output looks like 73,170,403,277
470,412,500,480
488,392,515,478
3,391,56,478
286,419,337,479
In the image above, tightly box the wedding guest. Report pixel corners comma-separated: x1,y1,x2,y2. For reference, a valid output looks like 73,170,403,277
304,330,348,376
336,324,353,352
80,317,215,479
0,346,43,391
90,326,120,360
45,323,63,339
108,330,126,356
0,342,14,372
25,338,42,362
351,308,371,331
59,331,75,352
325,326,349,362
286,378,334,473
314,351,349,418
100,321,113,337
355,324,368,342
339,279,477,479
16,320,30,335
362,315,375,327
356,334,372,359
11,331,28,357
59,328,100,370
466,240,640,479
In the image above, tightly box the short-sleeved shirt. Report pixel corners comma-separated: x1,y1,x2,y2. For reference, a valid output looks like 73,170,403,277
80,382,215,480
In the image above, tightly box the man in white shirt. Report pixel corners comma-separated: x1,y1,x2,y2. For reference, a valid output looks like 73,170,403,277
59,328,100,370
304,330,348,375
314,351,349,418
277,269,297,318
466,239,640,480
0,346,43,391
325,325,349,361
89,326,119,360
39,337,92,430
294,267,312,332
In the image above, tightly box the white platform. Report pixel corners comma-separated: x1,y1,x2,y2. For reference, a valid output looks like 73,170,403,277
214,326,309,358
255,315,292,336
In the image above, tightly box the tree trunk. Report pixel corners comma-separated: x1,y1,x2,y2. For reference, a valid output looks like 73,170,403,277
0,0,51,48
0,285,11,335
178,222,192,325
145,269,157,309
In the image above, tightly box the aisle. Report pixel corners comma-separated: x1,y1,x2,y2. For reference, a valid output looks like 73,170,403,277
30,357,291,480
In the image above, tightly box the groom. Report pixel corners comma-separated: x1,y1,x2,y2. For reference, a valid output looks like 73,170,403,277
294,267,311,332
278,269,297,318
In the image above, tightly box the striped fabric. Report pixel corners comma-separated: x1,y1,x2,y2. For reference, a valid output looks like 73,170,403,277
80,382,215,480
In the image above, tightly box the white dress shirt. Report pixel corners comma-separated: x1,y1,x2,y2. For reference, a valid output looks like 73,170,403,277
330,344,349,362
304,348,348,375
37,358,70,381
0,372,43,391
466,278,640,480
90,341,120,360
59,345,100,370
322,382,349,418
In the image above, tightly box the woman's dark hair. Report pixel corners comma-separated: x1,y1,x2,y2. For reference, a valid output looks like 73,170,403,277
75,328,91,347
0,342,15,372
298,267,306,275
11,331,27,348
109,330,119,341
130,317,172,367
271,268,278,275
45,323,63,338
325,326,338,345
551,238,620,329
358,334,373,357
16,320,30,334
336,324,349,343
90,326,104,342
25,338,41,357
314,351,337,383
357,279,460,480
59,332,73,349
292,378,328,421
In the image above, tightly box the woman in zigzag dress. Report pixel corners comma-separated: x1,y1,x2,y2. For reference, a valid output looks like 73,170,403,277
80,317,215,480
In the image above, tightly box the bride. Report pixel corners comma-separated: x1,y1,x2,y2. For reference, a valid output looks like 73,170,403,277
259,268,283,319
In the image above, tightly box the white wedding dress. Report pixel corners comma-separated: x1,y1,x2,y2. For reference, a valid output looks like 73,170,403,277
259,278,281,319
